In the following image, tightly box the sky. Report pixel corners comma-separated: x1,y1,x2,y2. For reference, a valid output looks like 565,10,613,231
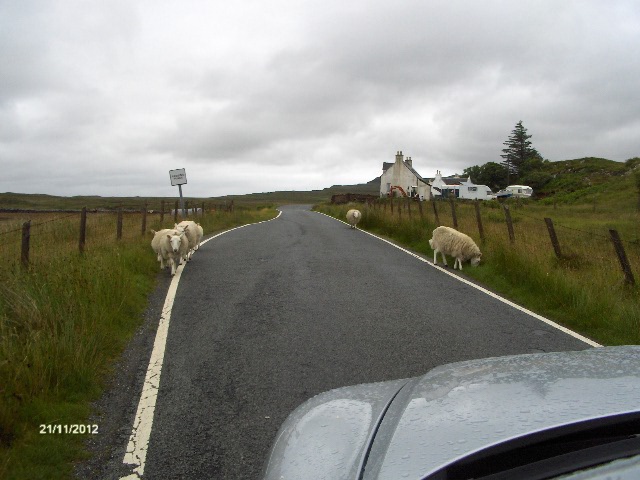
2,0,639,198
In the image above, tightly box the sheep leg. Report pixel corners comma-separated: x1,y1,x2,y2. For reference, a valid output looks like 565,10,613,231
170,257,177,276
440,252,448,267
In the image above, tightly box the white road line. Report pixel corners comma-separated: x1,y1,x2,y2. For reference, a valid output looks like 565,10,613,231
315,211,602,348
120,211,282,479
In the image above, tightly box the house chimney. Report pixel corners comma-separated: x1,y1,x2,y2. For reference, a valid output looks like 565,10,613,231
406,156,412,168
395,150,403,165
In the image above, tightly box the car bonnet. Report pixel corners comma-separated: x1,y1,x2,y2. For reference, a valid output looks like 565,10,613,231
262,378,409,480
362,346,640,480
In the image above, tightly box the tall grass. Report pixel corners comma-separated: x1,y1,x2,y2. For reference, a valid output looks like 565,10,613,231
0,205,277,479
316,199,640,346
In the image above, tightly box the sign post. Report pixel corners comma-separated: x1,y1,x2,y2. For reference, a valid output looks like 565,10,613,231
169,168,187,217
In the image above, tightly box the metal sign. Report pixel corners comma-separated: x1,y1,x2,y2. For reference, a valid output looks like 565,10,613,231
169,168,187,186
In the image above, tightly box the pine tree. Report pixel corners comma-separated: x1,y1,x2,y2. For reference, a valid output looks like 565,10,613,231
500,121,540,183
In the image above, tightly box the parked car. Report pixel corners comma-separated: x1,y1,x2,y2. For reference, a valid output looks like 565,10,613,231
263,346,640,480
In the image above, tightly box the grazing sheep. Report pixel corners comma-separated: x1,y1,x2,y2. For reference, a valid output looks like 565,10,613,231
346,209,362,229
429,226,482,270
151,228,189,276
175,220,203,261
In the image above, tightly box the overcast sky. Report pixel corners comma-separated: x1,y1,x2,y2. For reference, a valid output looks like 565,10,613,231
2,1,639,198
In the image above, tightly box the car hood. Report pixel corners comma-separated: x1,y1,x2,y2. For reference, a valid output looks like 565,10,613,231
263,346,640,480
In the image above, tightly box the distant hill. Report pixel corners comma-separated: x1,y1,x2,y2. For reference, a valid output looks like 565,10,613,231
2,157,638,210
0,178,381,210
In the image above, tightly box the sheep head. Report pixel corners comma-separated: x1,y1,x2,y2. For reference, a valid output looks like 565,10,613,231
168,233,183,253
470,252,482,266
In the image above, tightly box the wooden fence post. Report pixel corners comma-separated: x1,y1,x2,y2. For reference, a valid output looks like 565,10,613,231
117,207,123,240
160,200,165,224
185,200,189,216
201,201,205,217
474,201,485,243
417,199,424,220
609,229,635,285
407,199,412,219
544,218,563,259
141,203,147,236
398,199,402,220
21,221,31,268
449,197,458,229
503,205,515,243
431,201,440,226
79,207,87,253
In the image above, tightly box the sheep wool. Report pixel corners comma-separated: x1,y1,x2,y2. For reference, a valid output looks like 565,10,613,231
175,220,203,261
429,226,482,270
151,228,189,276
346,209,362,229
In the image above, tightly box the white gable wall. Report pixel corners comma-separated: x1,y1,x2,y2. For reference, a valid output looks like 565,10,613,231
380,152,431,199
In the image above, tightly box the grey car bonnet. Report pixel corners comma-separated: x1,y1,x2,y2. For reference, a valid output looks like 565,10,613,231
263,346,640,480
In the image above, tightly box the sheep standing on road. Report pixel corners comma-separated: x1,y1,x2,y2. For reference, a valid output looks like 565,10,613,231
429,226,482,270
175,220,203,261
346,209,362,229
151,228,189,276
195,223,204,250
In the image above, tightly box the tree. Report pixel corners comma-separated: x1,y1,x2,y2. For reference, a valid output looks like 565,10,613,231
500,121,540,183
463,162,507,192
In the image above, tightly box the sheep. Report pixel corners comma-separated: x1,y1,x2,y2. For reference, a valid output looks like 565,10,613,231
346,209,362,229
175,220,203,261
150,228,189,276
428,226,482,270
195,223,204,250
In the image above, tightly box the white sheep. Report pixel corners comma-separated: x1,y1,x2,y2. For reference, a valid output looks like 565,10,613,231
195,223,204,250
346,209,362,229
150,228,189,276
175,220,203,261
429,226,482,270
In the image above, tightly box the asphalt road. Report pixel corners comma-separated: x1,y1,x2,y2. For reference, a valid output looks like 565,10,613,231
80,204,593,479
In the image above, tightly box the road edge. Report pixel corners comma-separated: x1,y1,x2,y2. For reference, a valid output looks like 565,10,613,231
314,211,602,349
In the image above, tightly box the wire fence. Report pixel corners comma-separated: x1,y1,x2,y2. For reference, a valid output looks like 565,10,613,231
0,201,234,272
363,197,640,287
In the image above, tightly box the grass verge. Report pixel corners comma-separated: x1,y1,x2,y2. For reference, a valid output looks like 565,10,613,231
315,201,640,347
0,206,278,479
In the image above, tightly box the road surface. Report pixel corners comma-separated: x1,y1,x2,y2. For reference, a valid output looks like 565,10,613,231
78,204,594,479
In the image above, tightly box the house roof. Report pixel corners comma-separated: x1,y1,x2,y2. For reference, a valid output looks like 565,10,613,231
382,161,428,184
424,176,469,185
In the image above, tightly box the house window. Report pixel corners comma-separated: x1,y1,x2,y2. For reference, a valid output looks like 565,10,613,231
468,187,477,192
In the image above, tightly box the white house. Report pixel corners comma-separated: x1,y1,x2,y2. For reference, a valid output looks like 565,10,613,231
459,178,494,200
428,171,494,200
380,151,431,200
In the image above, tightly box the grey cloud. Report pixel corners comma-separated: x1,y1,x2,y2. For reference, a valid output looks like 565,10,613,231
1,0,639,196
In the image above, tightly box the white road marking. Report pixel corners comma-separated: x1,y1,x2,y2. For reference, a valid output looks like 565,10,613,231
315,211,602,348
121,211,282,479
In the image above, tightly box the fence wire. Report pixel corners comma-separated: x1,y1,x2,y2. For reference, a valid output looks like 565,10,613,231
365,198,639,288
0,210,184,270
